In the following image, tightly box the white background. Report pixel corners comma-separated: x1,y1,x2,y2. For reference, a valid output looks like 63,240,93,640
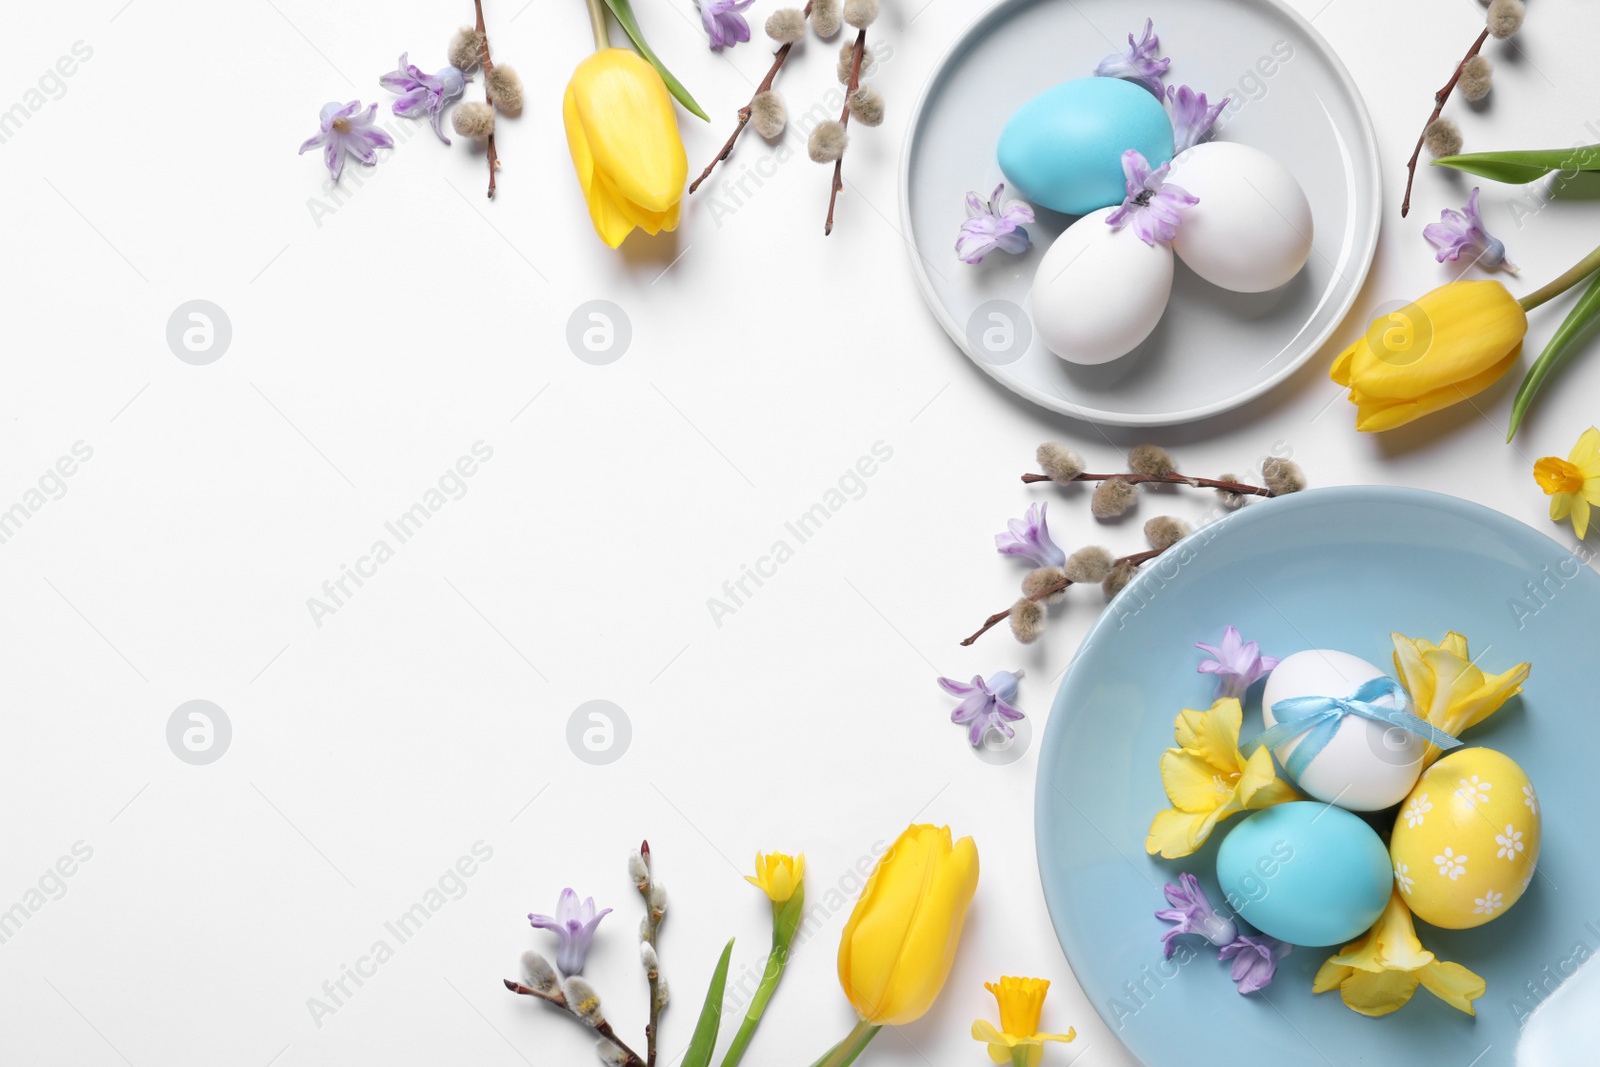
2,0,1599,1065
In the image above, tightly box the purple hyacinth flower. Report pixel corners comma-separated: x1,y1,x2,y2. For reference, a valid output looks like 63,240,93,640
939,670,1026,747
1106,150,1198,246
299,101,395,182
1155,873,1238,958
957,184,1036,265
1094,18,1169,97
1423,188,1518,274
1218,933,1292,995
529,889,612,975
1195,626,1280,700
699,0,757,49
379,53,467,144
1166,85,1230,154
995,502,1066,568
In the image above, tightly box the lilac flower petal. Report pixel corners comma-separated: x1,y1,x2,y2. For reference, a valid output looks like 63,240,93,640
391,86,432,116
956,183,1033,264
1218,934,1292,995
1195,626,1278,699
994,502,1065,567
939,670,1027,748
1094,18,1169,97
937,677,979,697
325,140,343,181
1155,872,1239,958
1166,85,1229,154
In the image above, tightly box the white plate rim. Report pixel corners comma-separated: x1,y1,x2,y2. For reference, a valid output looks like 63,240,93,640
896,0,1382,427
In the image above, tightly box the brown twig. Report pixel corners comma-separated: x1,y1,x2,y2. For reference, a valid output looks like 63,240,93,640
503,979,648,1067
1020,471,1274,496
639,840,664,1067
824,28,867,235
474,0,500,198
1400,27,1489,218
960,548,1163,646
690,1,813,195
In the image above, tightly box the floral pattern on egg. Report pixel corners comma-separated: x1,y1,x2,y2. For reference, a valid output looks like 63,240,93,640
1389,747,1541,930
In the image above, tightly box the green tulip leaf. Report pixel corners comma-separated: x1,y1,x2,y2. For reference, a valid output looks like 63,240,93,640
683,938,736,1067
1434,144,1600,185
601,0,710,121
1509,267,1600,440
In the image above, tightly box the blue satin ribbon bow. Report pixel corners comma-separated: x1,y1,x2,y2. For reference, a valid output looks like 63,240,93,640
1245,676,1461,781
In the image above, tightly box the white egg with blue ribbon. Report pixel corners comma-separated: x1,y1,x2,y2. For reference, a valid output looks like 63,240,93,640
1254,649,1460,811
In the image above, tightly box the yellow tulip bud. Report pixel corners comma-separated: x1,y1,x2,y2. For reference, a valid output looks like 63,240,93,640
746,852,805,903
1329,280,1527,432
563,49,687,249
836,824,979,1026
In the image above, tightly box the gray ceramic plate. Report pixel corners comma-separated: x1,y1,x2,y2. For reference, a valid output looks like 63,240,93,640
1037,487,1593,1066
899,0,1380,426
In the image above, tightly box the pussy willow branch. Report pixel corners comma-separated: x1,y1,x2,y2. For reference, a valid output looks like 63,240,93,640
960,548,1164,646
1400,27,1489,218
639,841,664,1067
502,980,648,1067
474,0,500,198
1019,471,1274,496
825,28,867,235
690,0,813,195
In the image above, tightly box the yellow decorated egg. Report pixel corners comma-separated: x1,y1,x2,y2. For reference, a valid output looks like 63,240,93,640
1389,748,1540,929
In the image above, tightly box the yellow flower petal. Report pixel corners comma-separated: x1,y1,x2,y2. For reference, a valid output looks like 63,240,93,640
837,825,978,1026
1417,960,1487,1015
1573,495,1592,540
1344,346,1520,432
1159,749,1232,814
1336,967,1423,1017
1173,698,1244,772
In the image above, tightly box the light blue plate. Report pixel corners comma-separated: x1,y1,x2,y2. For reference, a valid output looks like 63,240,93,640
1036,487,1595,1066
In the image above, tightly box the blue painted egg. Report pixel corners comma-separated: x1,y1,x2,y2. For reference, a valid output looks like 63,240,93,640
1215,802,1391,947
997,77,1174,216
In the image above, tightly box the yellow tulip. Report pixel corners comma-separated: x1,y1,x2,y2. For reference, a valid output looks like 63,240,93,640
1329,280,1527,432
563,48,687,248
1390,631,1529,767
1313,889,1485,1017
837,824,979,1027
1145,698,1299,859
971,977,1075,1067
746,852,805,903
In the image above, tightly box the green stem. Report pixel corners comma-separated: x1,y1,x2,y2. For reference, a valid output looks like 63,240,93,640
1010,1047,1033,1067
719,947,786,1067
586,0,610,50
810,1020,880,1067
1519,243,1600,312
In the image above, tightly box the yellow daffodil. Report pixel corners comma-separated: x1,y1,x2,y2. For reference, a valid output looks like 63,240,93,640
746,852,805,903
971,977,1075,1067
563,48,687,248
837,824,979,1027
1330,280,1527,432
1313,889,1486,1016
1534,426,1600,538
1146,698,1299,859
1391,631,1530,767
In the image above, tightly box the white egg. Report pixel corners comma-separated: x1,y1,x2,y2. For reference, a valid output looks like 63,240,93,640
1167,141,1313,293
1260,650,1424,811
1028,207,1173,365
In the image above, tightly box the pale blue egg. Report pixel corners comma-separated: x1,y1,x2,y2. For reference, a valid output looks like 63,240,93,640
1214,802,1391,947
997,77,1174,216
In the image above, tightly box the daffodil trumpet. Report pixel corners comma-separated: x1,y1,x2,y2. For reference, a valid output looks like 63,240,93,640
972,977,1076,1067
716,854,807,1067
